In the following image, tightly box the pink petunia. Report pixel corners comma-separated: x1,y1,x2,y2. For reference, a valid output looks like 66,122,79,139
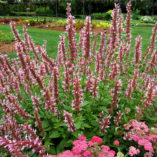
128,146,140,156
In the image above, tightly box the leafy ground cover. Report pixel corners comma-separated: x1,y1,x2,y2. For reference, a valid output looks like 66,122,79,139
0,2,156,157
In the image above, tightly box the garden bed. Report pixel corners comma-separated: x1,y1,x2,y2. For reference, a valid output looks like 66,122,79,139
30,25,110,34
0,41,16,53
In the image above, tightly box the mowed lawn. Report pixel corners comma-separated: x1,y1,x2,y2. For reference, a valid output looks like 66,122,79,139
0,24,154,59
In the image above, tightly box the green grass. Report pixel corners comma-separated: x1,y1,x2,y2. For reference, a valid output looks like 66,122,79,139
130,26,153,56
0,24,154,59
0,25,62,59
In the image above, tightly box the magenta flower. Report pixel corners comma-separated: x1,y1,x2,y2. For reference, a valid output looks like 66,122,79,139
113,140,120,146
78,135,86,141
83,150,93,157
91,136,103,144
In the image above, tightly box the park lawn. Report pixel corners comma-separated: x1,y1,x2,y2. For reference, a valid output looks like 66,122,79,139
0,24,153,59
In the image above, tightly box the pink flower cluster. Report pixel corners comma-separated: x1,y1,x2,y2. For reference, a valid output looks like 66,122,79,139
128,146,140,156
48,136,115,157
124,120,157,156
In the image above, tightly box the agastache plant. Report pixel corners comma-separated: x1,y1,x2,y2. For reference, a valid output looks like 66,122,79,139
0,1,156,156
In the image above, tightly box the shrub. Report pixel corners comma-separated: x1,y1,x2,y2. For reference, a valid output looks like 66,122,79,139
95,22,111,28
91,10,112,20
10,11,36,16
132,9,140,20
91,12,105,20
17,19,46,26
104,10,112,20
56,20,68,27
74,20,85,29
140,16,155,23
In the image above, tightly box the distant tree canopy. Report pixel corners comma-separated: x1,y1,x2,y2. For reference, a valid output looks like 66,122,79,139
1,0,157,16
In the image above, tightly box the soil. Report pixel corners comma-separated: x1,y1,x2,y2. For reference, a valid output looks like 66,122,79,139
0,41,16,54
30,25,110,34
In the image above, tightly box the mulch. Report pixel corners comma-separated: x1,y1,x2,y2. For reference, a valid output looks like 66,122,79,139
0,41,16,54
30,25,110,34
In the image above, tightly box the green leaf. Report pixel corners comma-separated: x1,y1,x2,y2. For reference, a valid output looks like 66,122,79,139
80,101,89,107
43,120,49,128
145,112,157,121
83,123,91,128
56,138,68,153
75,121,82,129
49,131,60,139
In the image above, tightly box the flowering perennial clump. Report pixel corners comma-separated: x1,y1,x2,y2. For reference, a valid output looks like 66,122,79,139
0,1,156,156
49,136,115,157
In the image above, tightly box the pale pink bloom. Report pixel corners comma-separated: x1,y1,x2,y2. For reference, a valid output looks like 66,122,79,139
144,152,154,157
128,146,140,156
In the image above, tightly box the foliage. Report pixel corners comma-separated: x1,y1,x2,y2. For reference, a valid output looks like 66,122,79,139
36,6,54,16
56,20,68,27
10,11,36,16
74,20,85,30
131,9,140,20
17,19,46,26
91,10,112,20
95,22,111,28
0,30,14,44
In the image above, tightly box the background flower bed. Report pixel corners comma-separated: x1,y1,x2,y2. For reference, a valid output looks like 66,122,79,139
0,2,156,157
